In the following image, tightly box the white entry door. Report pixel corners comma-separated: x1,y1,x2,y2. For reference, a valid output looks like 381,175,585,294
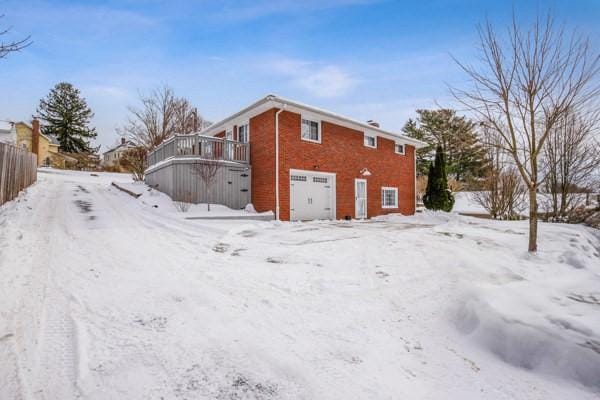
290,170,336,221
355,179,367,219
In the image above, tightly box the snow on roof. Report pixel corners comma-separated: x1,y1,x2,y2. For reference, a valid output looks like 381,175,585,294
0,120,14,132
199,94,428,148
103,140,136,155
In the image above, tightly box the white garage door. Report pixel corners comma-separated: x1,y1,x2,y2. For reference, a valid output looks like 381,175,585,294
290,170,336,221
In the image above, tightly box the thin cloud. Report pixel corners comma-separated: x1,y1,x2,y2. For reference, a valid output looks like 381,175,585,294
206,0,381,22
267,58,357,98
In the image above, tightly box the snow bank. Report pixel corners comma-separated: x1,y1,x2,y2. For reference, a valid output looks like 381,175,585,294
452,192,488,214
115,181,274,219
2,169,600,399
449,224,600,389
453,292,600,388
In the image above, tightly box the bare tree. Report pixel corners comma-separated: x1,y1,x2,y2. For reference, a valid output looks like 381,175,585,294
120,146,148,181
121,86,207,150
192,160,222,212
0,15,32,59
541,108,600,220
452,13,600,251
473,129,527,219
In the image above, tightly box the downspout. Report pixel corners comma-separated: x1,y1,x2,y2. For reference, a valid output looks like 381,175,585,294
275,104,286,220
414,145,417,213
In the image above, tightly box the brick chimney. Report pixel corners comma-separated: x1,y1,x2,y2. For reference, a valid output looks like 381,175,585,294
367,120,380,128
31,118,40,155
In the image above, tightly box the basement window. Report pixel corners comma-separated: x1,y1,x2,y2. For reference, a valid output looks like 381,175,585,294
364,133,377,148
381,187,398,209
395,143,405,155
301,118,321,143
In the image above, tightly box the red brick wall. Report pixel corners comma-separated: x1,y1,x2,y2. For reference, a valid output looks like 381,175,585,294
249,109,277,213
246,108,415,220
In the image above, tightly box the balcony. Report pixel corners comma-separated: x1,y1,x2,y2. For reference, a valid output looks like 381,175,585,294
147,134,250,168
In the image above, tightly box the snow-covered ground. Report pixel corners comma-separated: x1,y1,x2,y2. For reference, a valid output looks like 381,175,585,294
0,169,599,399
114,181,274,219
453,191,599,216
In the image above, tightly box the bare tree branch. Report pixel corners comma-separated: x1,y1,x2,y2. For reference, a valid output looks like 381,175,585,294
451,11,600,251
0,14,32,59
120,85,209,150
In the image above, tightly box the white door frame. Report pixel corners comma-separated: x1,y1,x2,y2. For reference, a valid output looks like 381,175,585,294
355,178,367,219
289,169,336,221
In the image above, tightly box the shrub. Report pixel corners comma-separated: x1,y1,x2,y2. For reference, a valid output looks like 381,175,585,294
423,146,455,212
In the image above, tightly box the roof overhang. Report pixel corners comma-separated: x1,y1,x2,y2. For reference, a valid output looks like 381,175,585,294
198,94,428,149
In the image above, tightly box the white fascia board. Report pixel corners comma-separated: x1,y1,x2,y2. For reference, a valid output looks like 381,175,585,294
199,94,428,149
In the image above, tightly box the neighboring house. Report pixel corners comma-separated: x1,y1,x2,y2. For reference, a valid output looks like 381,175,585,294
15,120,60,167
14,119,75,168
0,121,17,145
103,138,136,168
146,94,427,221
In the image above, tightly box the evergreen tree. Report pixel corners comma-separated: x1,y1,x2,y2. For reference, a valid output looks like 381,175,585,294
37,82,98,153
423,146,455,212
402,109,487,182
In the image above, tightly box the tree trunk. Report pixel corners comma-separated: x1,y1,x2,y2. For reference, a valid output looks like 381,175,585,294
528,188,538,252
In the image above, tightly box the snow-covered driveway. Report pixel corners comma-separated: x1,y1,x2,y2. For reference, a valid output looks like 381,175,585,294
0,169,599,399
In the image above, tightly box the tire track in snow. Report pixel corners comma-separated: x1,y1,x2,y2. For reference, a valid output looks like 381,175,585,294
34,293,80,400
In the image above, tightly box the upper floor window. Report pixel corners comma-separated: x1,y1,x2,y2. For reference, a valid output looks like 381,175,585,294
395,143,405,155
364,133,377,148
381,187,398,209
238,124,249,143
301,118,321,143
225,128,233,140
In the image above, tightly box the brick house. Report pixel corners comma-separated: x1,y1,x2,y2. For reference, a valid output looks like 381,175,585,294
146,95,426,221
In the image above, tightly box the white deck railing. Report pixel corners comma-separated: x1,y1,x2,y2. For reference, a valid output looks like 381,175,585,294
147,134,250,167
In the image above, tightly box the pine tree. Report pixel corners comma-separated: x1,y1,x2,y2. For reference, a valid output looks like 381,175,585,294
423,146,455,212
402,109,487,182
37,82,98,153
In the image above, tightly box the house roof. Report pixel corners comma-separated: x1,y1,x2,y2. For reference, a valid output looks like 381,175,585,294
198,94,428,148
12,121,58,145
103,140,136,155
0,120,14,133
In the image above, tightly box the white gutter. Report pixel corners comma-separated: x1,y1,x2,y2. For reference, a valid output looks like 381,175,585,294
199,94,428,149
275,104,286,220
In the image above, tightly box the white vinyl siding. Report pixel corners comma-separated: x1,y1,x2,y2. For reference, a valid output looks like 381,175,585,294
301,118,321,143
381,187,398,209
395,143,405,155
364,133,377,148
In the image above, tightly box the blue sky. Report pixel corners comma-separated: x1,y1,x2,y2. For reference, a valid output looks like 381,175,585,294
1,0,598,150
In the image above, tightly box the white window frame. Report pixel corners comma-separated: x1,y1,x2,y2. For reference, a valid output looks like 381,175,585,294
225,128,233,140
381,187,399,209
395,142,405,155
237,122,250,143
364,133,377,148
301,116,321,144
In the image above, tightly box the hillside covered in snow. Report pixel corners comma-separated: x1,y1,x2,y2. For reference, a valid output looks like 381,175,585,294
0,170,599,399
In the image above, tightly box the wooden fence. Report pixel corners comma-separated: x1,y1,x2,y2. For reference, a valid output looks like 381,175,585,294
0,142,37,206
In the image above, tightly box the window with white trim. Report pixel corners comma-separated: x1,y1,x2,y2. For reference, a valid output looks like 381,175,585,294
364,133,377,148
381,187,398,208
225,128,233,140
238,123,249,143
301,118,320,143
395,143,405,155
